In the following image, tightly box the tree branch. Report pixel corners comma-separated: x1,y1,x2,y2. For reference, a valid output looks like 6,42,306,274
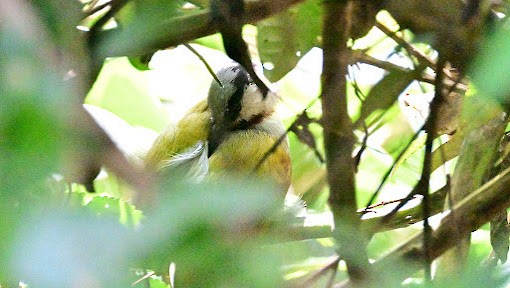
93,0,305,58
273,183,448,242
335,164,510,287
320,0,370,284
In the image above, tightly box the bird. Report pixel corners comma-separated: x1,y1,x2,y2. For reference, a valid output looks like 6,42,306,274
144,64,291,200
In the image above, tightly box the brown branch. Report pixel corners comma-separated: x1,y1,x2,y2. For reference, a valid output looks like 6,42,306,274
375,21,436,70
272,184,449,242
320,0,370,284
92,0,305,58
350,50,467,93
335,164,510,287
374,21,461,82
361,184,448,235
289,257,341,288
420,55,446,280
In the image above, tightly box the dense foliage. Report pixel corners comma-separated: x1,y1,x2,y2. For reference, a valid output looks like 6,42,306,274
3,0,510,287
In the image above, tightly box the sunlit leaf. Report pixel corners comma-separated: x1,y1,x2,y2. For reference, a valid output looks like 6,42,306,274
128,53,154,71
85,57,169,131
257,0,321,81
356,70,416,127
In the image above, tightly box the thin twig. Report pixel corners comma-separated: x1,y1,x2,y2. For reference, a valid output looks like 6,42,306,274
422,54,447,282
362,195,419,212
375,21,460,83
380,184,420,224
253,96,320,171
335,165,510,288
183,43,223,87
292,257,341,288
353,123,368,170
270,184,449,243
351,50,467,93
131,271,155,286
375,21,436,70
363,125,424,210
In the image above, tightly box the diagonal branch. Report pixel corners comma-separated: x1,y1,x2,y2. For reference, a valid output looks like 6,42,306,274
335,165,510,288
92,0,305,58
275,183,448,243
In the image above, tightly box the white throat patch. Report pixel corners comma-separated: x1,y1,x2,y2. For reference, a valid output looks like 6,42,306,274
239,84,278,120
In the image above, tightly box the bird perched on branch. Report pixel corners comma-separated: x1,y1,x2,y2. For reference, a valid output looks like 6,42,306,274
144,64,291,199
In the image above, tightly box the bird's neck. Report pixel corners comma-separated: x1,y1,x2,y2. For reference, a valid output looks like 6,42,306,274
232,113,266,131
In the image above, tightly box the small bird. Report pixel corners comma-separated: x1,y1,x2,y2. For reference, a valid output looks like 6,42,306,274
145,64,291,198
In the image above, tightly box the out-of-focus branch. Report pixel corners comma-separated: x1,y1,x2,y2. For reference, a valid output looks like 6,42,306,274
320,0,370,284
361,184,448,235
350,50,467,93
274,184,448,242
420,55,447,280
335,165,510,288
375,21,436,70
92,0,305,58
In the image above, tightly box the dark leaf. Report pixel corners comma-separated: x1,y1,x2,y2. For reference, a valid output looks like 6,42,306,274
490,211,510,263
290,113,324,163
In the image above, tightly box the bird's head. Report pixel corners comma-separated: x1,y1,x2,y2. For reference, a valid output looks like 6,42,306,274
207,64,278,154
208,65,277,130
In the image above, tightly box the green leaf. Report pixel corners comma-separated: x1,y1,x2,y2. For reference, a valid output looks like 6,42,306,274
136,178,284,287
84,195,143,227
355,70,415,127
85,57,169,131
128,53,154,71
193,33,226,52
431,134,463,172
257,0,322,82
471,25,510,107
96,0,196,57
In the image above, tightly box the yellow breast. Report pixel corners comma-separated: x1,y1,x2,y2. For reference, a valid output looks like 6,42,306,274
144,100,291,196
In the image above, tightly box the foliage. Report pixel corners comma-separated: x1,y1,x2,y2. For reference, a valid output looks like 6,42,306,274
2,0,510,287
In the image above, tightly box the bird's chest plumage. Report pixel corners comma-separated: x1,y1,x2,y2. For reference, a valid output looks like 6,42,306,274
208,116,291,194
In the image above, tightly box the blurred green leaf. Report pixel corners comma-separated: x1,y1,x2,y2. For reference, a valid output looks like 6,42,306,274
31,0,82,47
257,0,321,81
356,70,415,127
128,53,154,71
85,57,169,131
132,178,284,287
471,25,510,107
9,208,134,287
84,195,143,227
193,33,226,52
95,0,200,57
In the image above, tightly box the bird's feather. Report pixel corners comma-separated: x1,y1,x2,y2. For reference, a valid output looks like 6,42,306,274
145,100,210,170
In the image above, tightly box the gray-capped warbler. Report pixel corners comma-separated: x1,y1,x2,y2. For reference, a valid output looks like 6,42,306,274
144,64,291,199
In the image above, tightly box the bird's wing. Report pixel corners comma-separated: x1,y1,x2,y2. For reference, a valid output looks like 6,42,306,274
208,128,291,196
144,100,211,171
